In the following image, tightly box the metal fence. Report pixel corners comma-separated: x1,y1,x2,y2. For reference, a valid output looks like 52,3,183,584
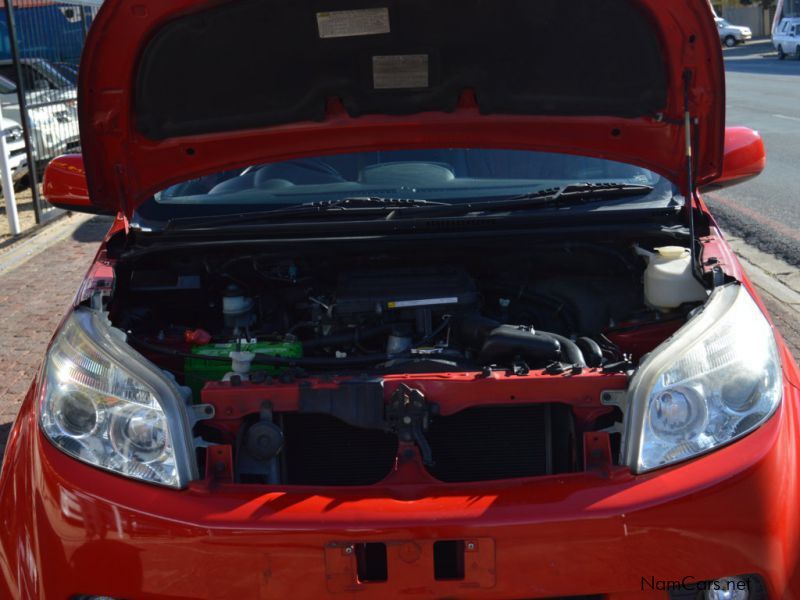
0,0,99,236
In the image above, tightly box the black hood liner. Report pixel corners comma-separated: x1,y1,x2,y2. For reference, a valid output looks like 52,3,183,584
135,0,668,140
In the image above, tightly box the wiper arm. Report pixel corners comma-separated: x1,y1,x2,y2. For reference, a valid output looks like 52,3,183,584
507,182,655,204
272,196,451,214
162,185,652,230
165,197,452,230
399,182,656,217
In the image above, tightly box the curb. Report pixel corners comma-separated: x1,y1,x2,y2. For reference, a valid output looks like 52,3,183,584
726,236,800,313
0,212,95,276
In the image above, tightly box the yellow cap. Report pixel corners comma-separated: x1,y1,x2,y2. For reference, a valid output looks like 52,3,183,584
655,246,690,260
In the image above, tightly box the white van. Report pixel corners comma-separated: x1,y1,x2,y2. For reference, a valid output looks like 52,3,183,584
773,17,800,59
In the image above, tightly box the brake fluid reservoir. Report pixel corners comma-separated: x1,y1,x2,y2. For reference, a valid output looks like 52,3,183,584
643,246,708,311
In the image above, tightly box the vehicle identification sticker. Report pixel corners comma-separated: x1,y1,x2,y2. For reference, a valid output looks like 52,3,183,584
387,297,458,309
317,8,390,39
372,54,429,89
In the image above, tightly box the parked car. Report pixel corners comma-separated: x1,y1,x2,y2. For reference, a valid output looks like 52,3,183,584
1,116,30,188
49,61,79,85
0,74,29,190
0,58,80,165
715,17,753,46
2,1,799,598
773,17,800,59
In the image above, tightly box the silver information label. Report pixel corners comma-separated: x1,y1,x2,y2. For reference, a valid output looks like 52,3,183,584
317,8,390,39
372,54,429,89
387,297,458,309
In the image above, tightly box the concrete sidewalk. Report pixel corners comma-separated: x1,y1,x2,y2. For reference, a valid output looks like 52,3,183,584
727,235,800,359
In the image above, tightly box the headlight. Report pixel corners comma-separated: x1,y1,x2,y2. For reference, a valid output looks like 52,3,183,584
40,309,197,488
623,284,782,473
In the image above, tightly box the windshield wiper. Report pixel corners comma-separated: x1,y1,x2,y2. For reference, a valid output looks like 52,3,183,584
164,197,452,230
162,184,653,231
398,182,656,217
508,182,654,204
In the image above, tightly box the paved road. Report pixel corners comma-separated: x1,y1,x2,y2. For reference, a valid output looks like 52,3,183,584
705,40,800,267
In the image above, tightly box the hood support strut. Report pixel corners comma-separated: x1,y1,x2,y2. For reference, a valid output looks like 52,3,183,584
683,69,705,288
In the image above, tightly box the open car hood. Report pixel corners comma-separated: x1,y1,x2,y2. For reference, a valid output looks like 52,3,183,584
79,0,725,217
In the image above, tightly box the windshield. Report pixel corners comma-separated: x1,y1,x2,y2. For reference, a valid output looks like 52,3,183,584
134,148,670,227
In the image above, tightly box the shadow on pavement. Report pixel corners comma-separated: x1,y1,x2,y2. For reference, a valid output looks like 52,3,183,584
72,216,114,243
0,422,12,458
724,40,773,57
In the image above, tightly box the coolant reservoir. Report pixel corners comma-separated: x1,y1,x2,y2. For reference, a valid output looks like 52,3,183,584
643,246,708,311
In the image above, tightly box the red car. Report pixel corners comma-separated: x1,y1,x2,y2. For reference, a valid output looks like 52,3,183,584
1,0,798,598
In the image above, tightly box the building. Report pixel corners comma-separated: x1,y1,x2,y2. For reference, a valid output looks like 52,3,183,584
0,2,100,63
782,0,800,15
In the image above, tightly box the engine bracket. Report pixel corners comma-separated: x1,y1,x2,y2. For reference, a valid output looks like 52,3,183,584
600,389,628,412
386,384,438,466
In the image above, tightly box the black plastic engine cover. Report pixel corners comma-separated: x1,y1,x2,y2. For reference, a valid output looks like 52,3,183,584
335,267,477,317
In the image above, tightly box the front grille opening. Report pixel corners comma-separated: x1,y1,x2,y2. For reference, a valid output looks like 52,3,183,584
425,404,576,483
433,540,465,581
355,543,388,583
280,413,398,486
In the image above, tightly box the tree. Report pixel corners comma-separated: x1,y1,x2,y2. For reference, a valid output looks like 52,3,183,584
738,0,776,8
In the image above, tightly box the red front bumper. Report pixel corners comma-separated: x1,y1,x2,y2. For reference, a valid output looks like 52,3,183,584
2,375,800,599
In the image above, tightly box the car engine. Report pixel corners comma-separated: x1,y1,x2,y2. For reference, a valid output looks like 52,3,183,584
108,241,699,487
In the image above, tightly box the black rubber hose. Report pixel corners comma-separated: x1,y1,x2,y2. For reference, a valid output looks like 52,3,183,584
456,316,587,368
535,331,587,368
259,352,393,367
456,315,503,345
288,349,466,368
133,327,586,370
131,335,399,367
576,337,604,368
478,328,561,365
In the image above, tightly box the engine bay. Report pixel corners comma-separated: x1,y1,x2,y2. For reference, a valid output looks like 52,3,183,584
107,240,702,487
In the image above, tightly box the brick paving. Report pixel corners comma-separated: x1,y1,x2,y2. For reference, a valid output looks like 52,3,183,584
0,216,111,455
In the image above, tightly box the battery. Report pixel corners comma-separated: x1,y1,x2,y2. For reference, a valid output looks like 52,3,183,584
184,340,303,400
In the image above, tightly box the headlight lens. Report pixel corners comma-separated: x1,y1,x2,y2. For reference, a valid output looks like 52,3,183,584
40,309,196,488
623,284,782,473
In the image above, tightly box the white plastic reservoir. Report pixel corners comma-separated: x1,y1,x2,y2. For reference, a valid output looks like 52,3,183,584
640,246,708,311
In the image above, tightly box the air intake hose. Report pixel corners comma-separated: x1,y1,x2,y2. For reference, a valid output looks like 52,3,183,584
456,316,587,368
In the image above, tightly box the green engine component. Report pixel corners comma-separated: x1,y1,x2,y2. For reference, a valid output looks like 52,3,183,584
185,340,303,401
